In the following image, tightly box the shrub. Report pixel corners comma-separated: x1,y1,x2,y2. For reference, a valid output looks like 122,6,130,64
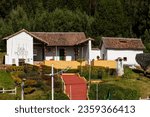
17,72,27,78
54,92,69,100
6,66,24,72
24,64,40,77
25,90,48,100
81,66,114,80
13,77,22,85
41,65,51,74
24,80,37,87
24,87,36,94
89,84,140,100
54,75,63,92
35,81,47,89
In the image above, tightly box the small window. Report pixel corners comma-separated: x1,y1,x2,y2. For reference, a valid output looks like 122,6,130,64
123,57,127,61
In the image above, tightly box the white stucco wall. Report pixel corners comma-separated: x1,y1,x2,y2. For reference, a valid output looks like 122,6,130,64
5,32,33,66
90,49,101,60
107,49,143,65
100,44,107,59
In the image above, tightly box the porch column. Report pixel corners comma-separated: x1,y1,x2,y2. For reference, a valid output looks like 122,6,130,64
55,46,58,61
43,43,46,60
81,46,83,60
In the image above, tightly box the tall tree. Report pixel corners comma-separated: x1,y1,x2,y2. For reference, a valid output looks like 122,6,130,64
92,0,130,37
8,6,30,32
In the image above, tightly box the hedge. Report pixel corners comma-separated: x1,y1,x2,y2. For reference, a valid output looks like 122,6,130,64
81,66,116,80
89,83,140,100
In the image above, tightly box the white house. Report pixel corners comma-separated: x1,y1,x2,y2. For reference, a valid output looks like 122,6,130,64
100,37,145,66
3,29,94,66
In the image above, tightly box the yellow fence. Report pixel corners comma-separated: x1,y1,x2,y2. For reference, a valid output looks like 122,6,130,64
91,60,117,69
44,60,86,69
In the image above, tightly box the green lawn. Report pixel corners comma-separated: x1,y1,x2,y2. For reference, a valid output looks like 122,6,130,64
0,71,15,89
103,78,150,98
0,67,69,100
88,67,150,100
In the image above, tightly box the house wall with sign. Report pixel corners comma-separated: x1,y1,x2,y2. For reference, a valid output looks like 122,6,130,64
5,32,33,66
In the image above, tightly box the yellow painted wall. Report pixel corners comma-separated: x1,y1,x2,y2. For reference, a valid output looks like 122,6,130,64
91,60,116,69
44,60,116,69
44,60,86,69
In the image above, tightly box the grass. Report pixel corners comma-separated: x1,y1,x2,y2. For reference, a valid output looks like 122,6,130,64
89,67,150,99
0,93,16,100
103,78,150,98
0,71,15,89
0,68,69,100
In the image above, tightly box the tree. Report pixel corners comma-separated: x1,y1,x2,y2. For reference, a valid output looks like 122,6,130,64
8,6,30,32
142,29,150,52
0,18,13,51
92,0,130,37
32,11,54,32
136,53,150,74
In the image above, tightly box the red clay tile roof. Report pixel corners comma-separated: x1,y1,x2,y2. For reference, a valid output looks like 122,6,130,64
3,29,88,46
101,37,145,50
3,29,49,44
31,32,87,46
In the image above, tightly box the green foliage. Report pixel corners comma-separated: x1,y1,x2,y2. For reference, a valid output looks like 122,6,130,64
54,92,69,100
24,90,48,100
122,67,139,79
92,0,130,37
23,64,40,77
13,77,22,85
143,29,150,52
24,80,37,87
8,5,30,32
24,87,36,94
81,66,116,80
47,92,69,100
89,84,140,100
0,93,16,100
0,0,150,51
6,66,24,72
0,71,15,88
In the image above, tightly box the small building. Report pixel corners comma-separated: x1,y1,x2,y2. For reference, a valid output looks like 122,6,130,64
100,37,145,66
3,29,93,66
